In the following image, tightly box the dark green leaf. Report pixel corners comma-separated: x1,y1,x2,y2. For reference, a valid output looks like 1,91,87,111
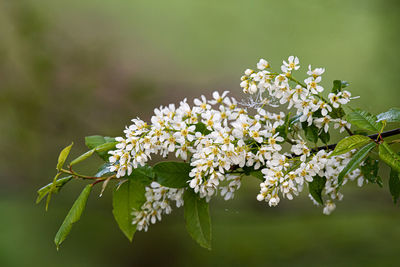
330,107,345,119
302,122,319,144
249,170,264,181
330,135,372,157
54,184,92,249
112,179,146,241
154,162,191,188
346,109,383,132
338,142,376,185
389,169,400,204
127,165,155,185
194,122,212,135
57,143,73,171
378,142,400,173
360,157,381,185
332,80,349,94
36,176,73,204
183,190,211,250
377,107,400,123
319,130,330,144
308,175,326,205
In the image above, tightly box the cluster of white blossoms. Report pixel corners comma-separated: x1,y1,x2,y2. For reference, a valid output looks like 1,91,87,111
109,56,366,231
132,182,184,231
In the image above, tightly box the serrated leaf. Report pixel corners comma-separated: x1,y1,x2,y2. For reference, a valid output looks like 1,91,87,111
36,176,73,204
154,162,191,188
85,135,116,161
112,179,146,241
302,122,319,144
338,142,376,185
378,142,400,173
330,135,372,156
377,108,400,123
346,109,383,132
57,143,73,171
308,175,326,205
389,168,400,204
183,190,211,250
54,184,92,249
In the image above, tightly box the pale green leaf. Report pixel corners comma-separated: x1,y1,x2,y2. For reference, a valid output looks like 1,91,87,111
54,184,92,249
56,143,73,171
36,176,73,204
183,190,211,250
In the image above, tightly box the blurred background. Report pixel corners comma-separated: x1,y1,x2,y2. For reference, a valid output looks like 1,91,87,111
1,0,400,266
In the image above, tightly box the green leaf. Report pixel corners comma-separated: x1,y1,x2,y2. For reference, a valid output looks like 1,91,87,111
57,143,73,171
194,122,212,135
360,157,381,186
377,108,400,123
54,184,92,249
338,142,376,186
346,109,383,132
36,176,73,204
308,175,326,205
330,135,372,157
127,165,155,185
70,149,95,166
183,190,211,250
318,130,330,144
95,163,113,177
389,168,400,204
85,135,116,161
378,142,400,173
302,122,319,144
112,179,146,241
154,162,191,188
330,107,346,119
332,80,349,94
249,170,264,181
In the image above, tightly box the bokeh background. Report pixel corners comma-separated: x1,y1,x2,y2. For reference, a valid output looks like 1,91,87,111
1,0,400,266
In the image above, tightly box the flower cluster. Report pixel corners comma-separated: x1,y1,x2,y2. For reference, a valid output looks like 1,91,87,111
109,56,365,231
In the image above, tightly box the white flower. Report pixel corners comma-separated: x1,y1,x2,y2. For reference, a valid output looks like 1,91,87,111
257,59,270,70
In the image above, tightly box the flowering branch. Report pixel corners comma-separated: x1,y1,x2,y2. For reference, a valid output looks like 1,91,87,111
37,55,400,250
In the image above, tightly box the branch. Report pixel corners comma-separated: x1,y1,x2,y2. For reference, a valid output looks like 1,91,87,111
310,127,400,154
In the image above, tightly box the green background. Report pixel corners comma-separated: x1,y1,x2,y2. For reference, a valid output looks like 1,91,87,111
1,0,400,266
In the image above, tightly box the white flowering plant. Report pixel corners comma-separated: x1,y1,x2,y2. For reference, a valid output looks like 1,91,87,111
37,56,400,250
